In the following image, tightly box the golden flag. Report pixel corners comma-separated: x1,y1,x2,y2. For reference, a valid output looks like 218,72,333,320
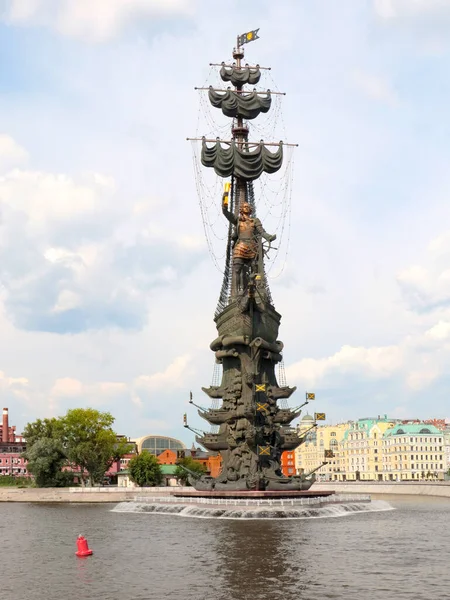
222,182,230,207
238,29,260,46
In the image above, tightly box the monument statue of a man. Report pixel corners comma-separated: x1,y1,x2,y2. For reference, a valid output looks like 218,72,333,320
222,200,276,293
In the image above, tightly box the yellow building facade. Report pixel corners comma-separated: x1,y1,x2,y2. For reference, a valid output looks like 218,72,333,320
342,417,395,481
295,416,396,481
294,416,448,482
295,415,349,482
382,423,446,481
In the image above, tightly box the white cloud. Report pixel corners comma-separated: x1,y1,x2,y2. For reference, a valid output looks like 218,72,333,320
287,344,404,388
353,70,399,106
0,169,111,224
0,138,204,333
3,0,197,41
405,366,440,391
0,370,29,392
425,320,450,341
2,0,450,437
133,354,192,395
0,135,28,171
50,377,127,401
397,231,450,313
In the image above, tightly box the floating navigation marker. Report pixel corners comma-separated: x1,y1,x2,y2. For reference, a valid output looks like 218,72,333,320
306,392,315,400
257,445,271,456
324,449,335,459
315,413,326,421
255,383,266,393
75,535,93,558
256,402,269,413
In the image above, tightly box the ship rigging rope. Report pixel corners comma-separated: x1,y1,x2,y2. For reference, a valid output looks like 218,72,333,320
191,63,295,278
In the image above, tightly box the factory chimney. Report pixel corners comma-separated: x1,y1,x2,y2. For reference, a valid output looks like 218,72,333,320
2,408,9,442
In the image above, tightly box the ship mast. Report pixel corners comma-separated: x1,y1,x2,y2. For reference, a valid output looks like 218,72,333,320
233,35,248,217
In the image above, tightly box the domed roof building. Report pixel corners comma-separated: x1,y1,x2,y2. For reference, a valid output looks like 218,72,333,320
134,435,186,456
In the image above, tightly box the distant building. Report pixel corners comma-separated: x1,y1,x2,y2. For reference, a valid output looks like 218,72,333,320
280,450,296,477
444,428,450,475
134,435,186,456
0,408,28,477
295,415,350,481
382,423,446,481
158,445,222,478
342,417,395,481
132,435,221,478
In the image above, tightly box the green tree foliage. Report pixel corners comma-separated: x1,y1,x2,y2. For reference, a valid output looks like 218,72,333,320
60,408,132,486
23,408,132,487
23,418,67,487
24,438,72,487
128,452,163,487
22,418,63,447
175,457,207,485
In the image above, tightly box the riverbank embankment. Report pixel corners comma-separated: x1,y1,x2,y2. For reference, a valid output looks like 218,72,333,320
1,482,450,502
314,482,450,497
0,486,191,502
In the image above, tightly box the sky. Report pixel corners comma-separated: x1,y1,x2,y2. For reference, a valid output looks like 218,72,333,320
1,0,450,443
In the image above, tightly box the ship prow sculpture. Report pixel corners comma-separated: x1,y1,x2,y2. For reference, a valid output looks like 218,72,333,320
186,30,324,492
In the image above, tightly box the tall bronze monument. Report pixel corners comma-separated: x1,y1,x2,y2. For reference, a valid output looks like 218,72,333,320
186,31,319,492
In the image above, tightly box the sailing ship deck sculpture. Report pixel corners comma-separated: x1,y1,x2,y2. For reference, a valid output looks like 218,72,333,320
186,31,319,491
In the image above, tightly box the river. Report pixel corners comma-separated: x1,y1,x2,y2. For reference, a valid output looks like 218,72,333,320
1,495,449,600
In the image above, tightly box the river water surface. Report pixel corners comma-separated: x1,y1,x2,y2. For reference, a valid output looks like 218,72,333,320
1,495,449,600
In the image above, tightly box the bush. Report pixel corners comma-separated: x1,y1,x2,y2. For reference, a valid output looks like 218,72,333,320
175,457,207,486
128,452,163,487
0,475,32,487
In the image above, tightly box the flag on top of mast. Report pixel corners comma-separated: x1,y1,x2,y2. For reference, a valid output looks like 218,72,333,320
238,28,260,47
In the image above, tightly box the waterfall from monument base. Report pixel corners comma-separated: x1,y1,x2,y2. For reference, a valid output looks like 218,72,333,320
112,500,394,520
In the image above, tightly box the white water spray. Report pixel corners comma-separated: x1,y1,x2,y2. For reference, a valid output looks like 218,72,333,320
112,499,394,520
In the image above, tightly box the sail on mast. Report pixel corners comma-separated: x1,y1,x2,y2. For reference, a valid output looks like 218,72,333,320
201,139,283,180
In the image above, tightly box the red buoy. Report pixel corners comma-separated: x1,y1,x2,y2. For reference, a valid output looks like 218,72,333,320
75,535,93,557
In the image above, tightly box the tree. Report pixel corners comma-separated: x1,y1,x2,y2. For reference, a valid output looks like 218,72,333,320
24,438,71,487
23,418,64,447
23,409,131,487
23,418,68,487
128,452,163,487
175,457,207,486
61,408,132,487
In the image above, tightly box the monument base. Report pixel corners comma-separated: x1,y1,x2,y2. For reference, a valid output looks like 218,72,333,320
173,489,335,500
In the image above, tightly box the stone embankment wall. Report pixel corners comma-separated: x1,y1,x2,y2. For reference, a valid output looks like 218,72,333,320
1,483,450,502
314,482,450,498
0,486,191,502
